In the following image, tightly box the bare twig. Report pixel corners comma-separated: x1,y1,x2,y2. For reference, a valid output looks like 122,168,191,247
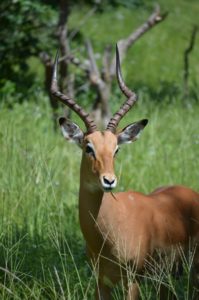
102,44,112,82
85,39,111,127
85,39,100,80
85,39,107,95
110,6,168,76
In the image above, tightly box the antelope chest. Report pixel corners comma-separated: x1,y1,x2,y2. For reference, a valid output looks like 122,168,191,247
95,194,149,265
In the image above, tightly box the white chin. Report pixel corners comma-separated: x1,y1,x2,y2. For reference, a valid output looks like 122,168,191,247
102,184,117,192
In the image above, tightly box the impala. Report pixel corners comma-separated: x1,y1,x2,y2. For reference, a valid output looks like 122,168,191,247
50,45,199,299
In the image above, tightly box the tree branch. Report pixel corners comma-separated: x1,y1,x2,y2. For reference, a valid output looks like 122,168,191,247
56,0,70,56
110,6,168,77
102,44,112,83
85,39,111,127
85,39,105,90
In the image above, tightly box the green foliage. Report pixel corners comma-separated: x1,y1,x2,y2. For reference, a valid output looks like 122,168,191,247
0,0,57,101
0,0,198,297
1,0,199,106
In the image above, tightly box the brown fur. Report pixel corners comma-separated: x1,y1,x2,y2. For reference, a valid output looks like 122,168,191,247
77,131,199,299
53,43,199,298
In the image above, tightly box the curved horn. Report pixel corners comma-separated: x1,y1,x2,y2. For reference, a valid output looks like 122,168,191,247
50,51,97,133
106,44,138,132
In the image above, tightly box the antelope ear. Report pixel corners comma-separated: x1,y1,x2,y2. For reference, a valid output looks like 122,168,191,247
117,119,148,145
59,117,84,147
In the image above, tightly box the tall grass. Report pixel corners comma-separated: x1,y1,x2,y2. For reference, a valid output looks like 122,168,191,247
0,95,198,298
0,1,199,298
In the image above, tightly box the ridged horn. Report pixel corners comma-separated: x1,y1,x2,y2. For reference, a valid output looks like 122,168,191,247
106,44,138,132
50,50,97,133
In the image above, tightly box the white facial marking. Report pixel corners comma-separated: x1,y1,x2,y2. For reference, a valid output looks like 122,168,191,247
87,142,95,152
100,177,117,191
114,145,119,156
85,141,97,157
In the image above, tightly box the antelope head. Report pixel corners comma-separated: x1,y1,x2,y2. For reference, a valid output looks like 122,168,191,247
51,45,148,192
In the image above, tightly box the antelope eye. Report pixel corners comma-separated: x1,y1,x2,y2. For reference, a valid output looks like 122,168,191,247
85,144,96,158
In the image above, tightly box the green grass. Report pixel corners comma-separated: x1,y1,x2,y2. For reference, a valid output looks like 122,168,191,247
0,95,198,298
1,0,199,298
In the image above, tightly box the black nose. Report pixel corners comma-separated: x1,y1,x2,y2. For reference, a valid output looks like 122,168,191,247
103,176,115,185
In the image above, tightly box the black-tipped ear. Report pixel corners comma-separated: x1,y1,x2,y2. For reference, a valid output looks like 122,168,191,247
59,117,84,147
117,119,148,145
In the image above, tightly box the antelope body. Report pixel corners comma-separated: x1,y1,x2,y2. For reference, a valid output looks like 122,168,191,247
51,45,199,299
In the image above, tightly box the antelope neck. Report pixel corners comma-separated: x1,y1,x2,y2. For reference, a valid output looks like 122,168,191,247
78,154,104,251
